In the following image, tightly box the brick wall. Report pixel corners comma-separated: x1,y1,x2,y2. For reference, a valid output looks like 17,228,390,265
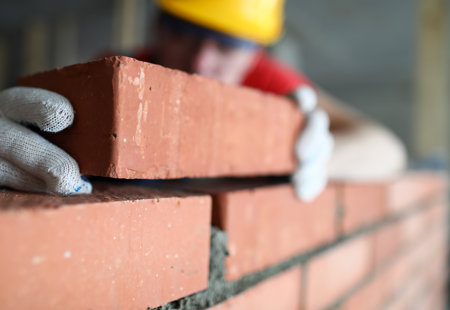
1,173,447,310
2,58,448,309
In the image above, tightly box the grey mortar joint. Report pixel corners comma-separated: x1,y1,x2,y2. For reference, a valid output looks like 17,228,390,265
152,225,307,310
151,226,230,310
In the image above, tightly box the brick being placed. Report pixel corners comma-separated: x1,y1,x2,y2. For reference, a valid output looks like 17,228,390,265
19,56,303,179
0,182,211,310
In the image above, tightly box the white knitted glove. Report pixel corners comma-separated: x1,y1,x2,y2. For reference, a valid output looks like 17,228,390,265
0,87,92,195
290,86,334,202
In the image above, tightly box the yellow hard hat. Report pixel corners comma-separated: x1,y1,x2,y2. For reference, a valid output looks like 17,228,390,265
156,0,284,45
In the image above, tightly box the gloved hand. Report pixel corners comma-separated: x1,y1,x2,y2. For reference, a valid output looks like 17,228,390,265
290,86,334,202
0,87,92,195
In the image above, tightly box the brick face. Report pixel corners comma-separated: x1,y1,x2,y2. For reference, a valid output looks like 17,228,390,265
19,56,303,179
337,173,447,235
0,184,211,310
373,202,441,268
387,172,447,212
373,221,402,267
305,235,373,310
339,183,387,234
339,209,448,310
213,184,337,281
209,267,302,310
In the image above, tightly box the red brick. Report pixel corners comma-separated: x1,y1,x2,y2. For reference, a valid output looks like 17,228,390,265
209,267,302,310
427,267,448,310
418,250,448,310
385,274,423,310
424,201,449,228
19,56,303,179
392,246,444,310
383,225,438,295
384,227,448,309
374,202,448,268
373,221,402,267
305,235,373,310
340,216,448,310
384,239,447,310
338,172,447,234
212,184,337,281
399,209,428,243
338,273,385,310
374,205,431,271
0,183,211,309
338,245,410,310
387,172,447,212
339,183,387,234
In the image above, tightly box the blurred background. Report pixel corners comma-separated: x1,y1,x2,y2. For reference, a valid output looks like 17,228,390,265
0,0,448,167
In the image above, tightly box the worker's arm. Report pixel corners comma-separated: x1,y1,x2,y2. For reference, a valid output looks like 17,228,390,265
317,89,407,181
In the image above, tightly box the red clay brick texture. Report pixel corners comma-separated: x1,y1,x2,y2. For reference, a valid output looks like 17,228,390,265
305,235,374,310
209,267,302,310
213,184,337,281
19,56,303,179
339,217,447,310
0,184,211,310
338,172,447,234
373,200,446,268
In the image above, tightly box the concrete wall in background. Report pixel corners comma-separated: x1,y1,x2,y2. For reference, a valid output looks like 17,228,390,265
274,0,449,159
275,0,417,153
0,0,448,158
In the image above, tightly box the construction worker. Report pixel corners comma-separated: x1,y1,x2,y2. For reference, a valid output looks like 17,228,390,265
0,0,406,199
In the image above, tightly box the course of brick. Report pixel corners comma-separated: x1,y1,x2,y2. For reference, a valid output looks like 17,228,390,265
0,173,447,310
0,182,211,310
19,56,303,179
155,172,448,310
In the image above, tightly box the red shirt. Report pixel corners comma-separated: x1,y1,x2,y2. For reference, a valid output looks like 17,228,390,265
242,51,313,95
132,48,313,96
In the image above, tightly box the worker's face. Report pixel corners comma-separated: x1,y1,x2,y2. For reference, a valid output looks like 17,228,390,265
154,26,258,85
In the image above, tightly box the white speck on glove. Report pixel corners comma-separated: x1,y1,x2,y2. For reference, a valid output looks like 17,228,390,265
290,86,334,202
0,87,92,195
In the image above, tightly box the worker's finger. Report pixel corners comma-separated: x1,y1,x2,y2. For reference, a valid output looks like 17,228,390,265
301,132,334,168
292,164,328,202
0,116,91,195
0,87,74,133
295,108,331,161
289,85,317,114
0,157,48,193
